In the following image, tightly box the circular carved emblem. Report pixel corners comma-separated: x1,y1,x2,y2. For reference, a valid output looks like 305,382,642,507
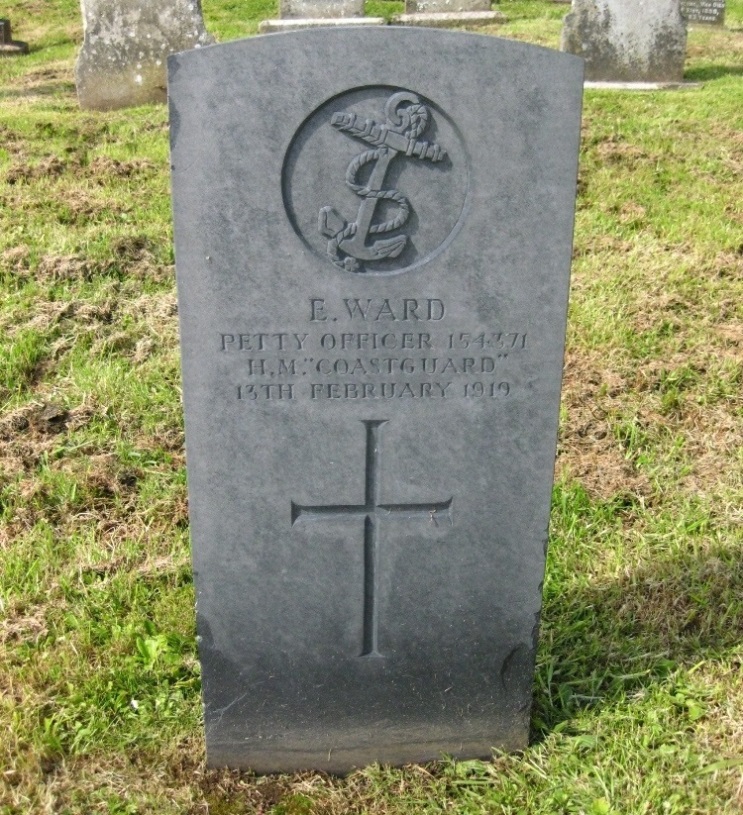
283,86,470,276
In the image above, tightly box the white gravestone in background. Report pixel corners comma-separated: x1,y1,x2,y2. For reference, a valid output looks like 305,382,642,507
75,0,213,111
258,0,384,33
562,0,688,83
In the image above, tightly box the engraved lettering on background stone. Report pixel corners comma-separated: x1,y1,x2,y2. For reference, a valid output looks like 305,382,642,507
291,419,453,658
319,91,447,274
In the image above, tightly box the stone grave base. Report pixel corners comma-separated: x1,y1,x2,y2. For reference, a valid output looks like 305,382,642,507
0,19,27,55
390,10,506,26
0,41,28,55
259,17,385,32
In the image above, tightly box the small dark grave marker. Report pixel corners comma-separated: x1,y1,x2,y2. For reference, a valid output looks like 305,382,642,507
259,0,383,33
169,28,583,773
0,20,29,56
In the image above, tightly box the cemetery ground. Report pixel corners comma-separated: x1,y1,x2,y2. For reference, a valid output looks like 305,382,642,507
0,0,741,812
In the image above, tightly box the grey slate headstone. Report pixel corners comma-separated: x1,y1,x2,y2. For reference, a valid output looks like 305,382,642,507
75,0,213,111
681,0,726,26
169,28,583,773
562,0,687,83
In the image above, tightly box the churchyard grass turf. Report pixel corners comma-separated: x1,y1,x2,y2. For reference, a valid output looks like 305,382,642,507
1,1,742,812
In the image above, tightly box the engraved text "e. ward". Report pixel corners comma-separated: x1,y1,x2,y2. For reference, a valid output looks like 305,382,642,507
311,298,445,322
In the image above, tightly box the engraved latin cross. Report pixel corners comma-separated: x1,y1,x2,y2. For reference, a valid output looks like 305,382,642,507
291,419,453,658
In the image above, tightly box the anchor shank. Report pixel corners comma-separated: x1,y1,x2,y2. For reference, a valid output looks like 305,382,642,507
340,147,397,260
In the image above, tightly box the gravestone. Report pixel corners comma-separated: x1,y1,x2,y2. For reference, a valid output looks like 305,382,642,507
0,19,29,56
562,0,687,83
169,27,583,772
75,0,213,111
681,0,726,26
259,0,384,33
391,0,506,28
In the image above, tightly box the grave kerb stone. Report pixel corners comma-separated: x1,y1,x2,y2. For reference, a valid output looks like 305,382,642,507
391,0,506,27
259,17,386,32
280,0,364,17
390,10,506,26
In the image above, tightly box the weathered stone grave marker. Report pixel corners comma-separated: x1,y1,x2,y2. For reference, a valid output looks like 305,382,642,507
562,0,688,84
681,0,726,26
75,0,213,110
391,0,506,28
0,19,29,56
259,0,384,34
169,27,582,772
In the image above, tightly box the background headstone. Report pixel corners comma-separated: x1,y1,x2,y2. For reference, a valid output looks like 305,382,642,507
561,0,688,83
75,0,213,111
259,0,384,33
391,0,506,28
169,27,583,772
680,0,726,26
407,0,490,12
280,0,364,17
0,19,29,56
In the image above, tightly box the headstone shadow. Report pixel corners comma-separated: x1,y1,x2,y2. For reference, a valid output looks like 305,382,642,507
531,537,742,739
684,64,743,81
0,81,77,101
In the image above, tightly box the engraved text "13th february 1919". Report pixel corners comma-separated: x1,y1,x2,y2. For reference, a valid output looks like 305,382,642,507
219,297,529,401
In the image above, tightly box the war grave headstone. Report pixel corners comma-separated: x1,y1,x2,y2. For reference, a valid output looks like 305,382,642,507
681,0,726,27
169,27,583,772
562,0,688,86
259,0,384,34
0,19,29,56
75,0,213,111
391,0,506,29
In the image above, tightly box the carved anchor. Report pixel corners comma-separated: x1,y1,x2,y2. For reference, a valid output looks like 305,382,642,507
319,91,447,274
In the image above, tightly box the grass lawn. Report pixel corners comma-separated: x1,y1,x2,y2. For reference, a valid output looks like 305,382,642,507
1,1,742,812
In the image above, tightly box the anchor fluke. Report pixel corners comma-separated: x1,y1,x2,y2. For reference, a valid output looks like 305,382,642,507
319,206,346,239
365,234,407,260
